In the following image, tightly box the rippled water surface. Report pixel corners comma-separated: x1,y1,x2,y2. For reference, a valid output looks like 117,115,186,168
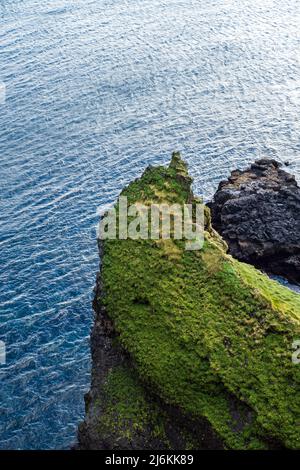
0,0,299,449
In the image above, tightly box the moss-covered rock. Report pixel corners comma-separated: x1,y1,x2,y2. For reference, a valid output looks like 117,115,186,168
79,153,300,450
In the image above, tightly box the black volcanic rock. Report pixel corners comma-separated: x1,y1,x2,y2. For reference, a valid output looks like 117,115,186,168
209,159,300,284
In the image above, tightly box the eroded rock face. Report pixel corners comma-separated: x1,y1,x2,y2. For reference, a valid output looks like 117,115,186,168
209,159,300,284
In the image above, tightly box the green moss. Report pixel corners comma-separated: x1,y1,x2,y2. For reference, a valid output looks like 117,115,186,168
98,365,169,445
98,153,300,449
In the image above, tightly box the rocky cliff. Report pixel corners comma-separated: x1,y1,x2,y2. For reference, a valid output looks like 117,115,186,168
78,154,300,450
209,159,300,285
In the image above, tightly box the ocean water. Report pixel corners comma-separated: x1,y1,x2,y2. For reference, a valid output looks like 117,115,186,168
0,0,299,449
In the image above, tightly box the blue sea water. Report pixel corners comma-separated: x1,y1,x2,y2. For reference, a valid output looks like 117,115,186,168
0,0,299,449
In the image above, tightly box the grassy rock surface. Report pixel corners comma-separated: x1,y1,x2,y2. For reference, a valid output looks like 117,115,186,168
78,153,300,450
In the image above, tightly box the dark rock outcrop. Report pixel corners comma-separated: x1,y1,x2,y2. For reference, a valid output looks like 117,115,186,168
209,159,300,284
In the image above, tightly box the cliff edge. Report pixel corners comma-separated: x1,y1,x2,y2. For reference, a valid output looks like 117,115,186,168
78,154,300,450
